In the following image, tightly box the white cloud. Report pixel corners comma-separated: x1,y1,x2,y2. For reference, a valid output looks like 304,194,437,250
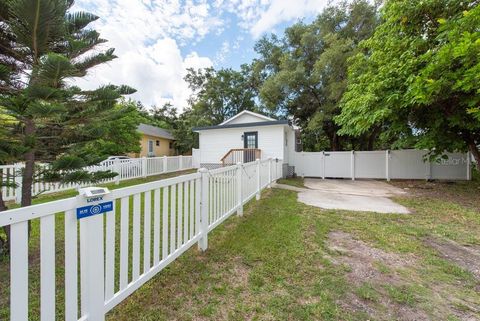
72,0,216,111
250,0,331,37
74,37,212,111
71,0,335,110
218,0,333,38
214,41,231,65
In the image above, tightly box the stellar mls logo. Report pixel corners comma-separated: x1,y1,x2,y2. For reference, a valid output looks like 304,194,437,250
439,157,468,166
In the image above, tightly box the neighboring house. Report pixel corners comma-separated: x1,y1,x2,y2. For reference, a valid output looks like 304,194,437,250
193,110,301,167
131,123,175,157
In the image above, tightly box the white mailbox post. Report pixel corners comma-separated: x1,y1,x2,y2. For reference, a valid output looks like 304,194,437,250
77,187,112,321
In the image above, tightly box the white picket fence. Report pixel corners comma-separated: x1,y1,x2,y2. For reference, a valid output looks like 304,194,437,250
0,156,195,203
293,149,472,181
0,158,282,321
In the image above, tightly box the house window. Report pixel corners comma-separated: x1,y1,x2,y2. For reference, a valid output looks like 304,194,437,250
156,140,160,146
148,140,154,154
169,142,173,149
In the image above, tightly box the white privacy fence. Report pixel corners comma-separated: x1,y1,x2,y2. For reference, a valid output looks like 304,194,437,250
293,149,472,181
0,156,195,203
0,158,282,321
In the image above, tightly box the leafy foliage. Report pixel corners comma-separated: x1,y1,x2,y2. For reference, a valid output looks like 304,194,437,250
337,0,480,166
185,65,261,125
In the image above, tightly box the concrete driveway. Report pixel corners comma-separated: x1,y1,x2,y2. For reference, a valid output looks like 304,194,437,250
276,178,410,214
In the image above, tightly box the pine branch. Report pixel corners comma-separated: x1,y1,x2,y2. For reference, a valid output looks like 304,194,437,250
73,48,117,75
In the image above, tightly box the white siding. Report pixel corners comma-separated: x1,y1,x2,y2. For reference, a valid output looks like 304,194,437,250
199,125,287,164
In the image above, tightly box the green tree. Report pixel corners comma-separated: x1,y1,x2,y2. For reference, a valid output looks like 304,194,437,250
0,0,136,212
336,0,480,169
151,102,178,129
185,65,259,124
176,65,263,154
171,109,201,154
255,0,379,151
77,100,142,160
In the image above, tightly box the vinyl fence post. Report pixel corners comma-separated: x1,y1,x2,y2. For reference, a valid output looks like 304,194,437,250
256,159,261,200
79,197,105,321
236,163,243,216
198,168,209,251
142,157,147,178
268,157,272,188
163,156,168,173
322,151,326,179
386,150,390,181
14,163,23,204
179,155,183,170
351,151,355,181
466,151,471,181
114,159,120,185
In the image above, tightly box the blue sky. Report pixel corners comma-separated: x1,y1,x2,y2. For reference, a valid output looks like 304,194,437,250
73,0,334,110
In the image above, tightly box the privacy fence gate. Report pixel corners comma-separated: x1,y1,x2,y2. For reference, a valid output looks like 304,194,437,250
0,158,282,321
293,149,472,181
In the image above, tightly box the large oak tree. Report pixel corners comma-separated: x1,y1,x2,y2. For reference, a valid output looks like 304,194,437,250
337,0,480,169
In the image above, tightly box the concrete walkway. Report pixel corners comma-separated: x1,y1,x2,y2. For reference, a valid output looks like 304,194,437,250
274,179,410,214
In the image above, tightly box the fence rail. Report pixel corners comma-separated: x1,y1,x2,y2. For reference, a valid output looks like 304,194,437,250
0,158,282,321
0,156,195,203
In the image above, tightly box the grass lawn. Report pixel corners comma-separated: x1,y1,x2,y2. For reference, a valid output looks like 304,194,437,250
106,178,480,321
1,173,479,320
277,176,305,188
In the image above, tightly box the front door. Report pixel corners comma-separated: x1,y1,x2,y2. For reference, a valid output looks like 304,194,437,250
148,140,154,156
243,132,258,162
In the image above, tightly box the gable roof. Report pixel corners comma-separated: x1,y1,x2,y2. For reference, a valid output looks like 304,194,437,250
137,123,174,140
219,110,275,126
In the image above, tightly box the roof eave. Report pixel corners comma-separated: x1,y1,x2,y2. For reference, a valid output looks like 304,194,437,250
193,120,290,132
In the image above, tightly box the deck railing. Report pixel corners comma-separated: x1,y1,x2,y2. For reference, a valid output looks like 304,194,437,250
221,149,261,166
0,158,283,321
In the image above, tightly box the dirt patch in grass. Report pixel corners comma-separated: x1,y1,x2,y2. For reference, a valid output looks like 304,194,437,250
327,231,416,282
326,231,479,321
425,237,480,280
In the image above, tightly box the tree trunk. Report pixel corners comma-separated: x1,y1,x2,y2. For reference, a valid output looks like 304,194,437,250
0,189,10,254
331,132,341,151
22,119,36,238
22,119,35,207
468,141,480,172
367,131,376,151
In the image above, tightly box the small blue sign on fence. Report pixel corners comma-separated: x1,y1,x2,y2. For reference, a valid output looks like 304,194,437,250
76,201,113,219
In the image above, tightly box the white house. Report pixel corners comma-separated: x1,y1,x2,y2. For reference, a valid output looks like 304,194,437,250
193,110,300,167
